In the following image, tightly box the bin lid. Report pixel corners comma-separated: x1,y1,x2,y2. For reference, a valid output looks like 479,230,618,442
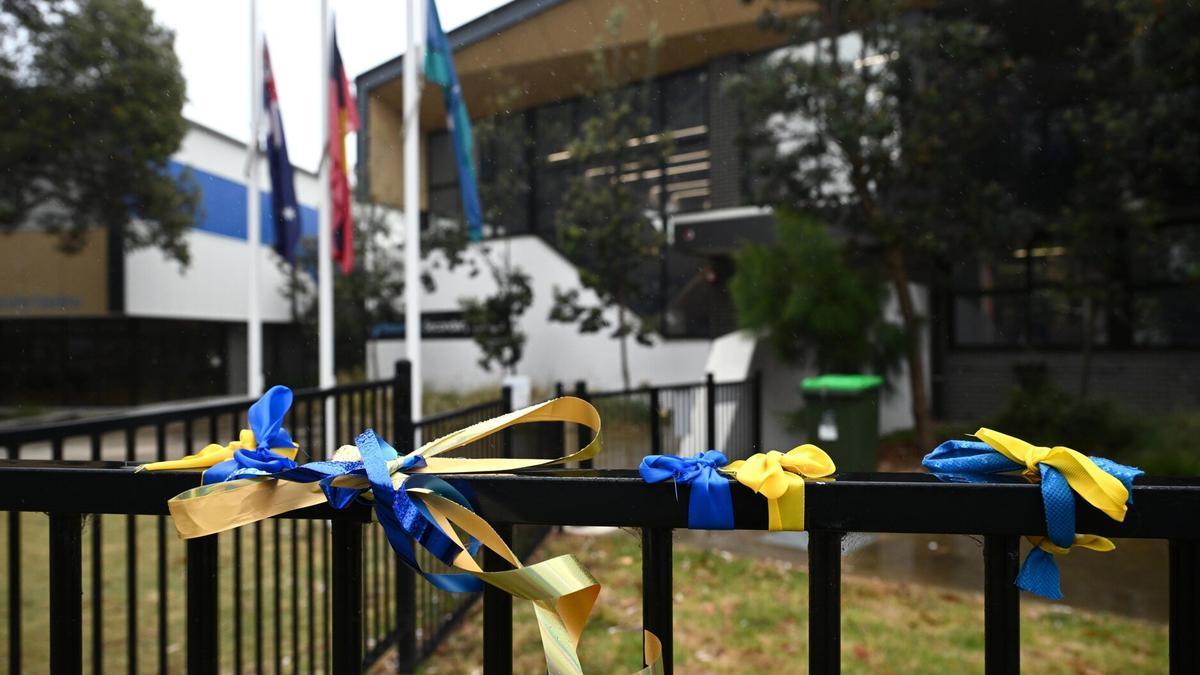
801,374,883,393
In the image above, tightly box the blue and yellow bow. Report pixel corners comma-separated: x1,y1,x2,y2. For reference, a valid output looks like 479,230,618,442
140,385,300,483
640,445,835,531
148,394,663,673
923,428,1142,600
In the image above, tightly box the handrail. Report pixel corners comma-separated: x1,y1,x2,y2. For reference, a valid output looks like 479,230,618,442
0,377,396,445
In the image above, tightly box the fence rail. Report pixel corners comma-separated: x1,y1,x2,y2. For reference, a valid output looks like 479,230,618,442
0,464,1197,673
0,364,822,674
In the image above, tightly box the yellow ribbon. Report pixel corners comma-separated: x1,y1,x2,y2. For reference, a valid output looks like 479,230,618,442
975,428,1130,522
156,396,662,674
722,445,835,531
1029,533,1115,556
139,429,299,473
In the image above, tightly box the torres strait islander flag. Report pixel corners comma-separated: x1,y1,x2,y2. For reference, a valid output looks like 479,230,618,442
328,23,359,274
262,42,301,264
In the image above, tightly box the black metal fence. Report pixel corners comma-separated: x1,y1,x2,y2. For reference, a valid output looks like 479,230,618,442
1,461,1198,674
562,371,763,469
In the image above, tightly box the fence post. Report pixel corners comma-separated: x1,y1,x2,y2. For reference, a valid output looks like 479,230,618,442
49,512,82,675
983,535,1021,675
751,370,763,454
642,527,673,674
1170,539,1200,673
808,530,843,675
392,360,418,672
186,535,219,675
331,520,364,674
501,384,514,459
705,372,716,451
483,523,515,675
649,386,662,456
574,380,592,469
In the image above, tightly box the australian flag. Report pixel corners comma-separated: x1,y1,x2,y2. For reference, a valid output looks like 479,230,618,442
263,41,301,264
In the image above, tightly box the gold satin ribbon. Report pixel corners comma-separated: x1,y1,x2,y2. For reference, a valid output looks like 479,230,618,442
139,429,298,473
722,445,835,531
975,428,1130,522
1029,533,1115,556
156,396,662,673
165,396,601,538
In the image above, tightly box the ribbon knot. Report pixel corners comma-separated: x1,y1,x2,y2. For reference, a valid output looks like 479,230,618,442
724,445,836,531
140,385,300,483
639,450,733,529
923,428,1142,600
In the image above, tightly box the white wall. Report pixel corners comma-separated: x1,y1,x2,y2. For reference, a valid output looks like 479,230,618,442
125,123,317,323
125,229,299,323
367,235,710,392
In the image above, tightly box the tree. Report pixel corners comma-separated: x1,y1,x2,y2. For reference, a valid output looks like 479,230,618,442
548,8,668,390
734,0,1017,450
731,211,905,374
280,204,406,377
1,0,198,265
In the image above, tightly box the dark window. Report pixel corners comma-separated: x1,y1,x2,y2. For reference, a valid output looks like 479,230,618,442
663,70,707,131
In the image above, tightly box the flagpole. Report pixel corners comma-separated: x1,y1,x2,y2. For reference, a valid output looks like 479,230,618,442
404,0,423,421
246,0,263,397
318,0,336,450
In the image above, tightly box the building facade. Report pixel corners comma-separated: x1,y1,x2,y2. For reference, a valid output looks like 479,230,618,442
0,122,319,407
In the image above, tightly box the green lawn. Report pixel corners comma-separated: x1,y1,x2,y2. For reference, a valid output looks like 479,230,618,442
409,531,1168,674
2,516,1168,674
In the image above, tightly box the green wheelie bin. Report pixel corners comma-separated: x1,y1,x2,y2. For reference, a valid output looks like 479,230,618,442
800,374,883,473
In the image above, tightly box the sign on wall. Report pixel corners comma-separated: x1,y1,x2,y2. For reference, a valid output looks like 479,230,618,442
0,229,109,317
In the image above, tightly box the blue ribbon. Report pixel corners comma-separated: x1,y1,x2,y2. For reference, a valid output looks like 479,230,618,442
639,450,734,529
267,428,483,593
205,385,300,484
923,440,1142,599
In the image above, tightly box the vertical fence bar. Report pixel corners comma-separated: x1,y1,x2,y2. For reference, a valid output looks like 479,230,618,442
574,381,591,469
483,523,515,675
273,519,282,674
392,361,418,672
751,371,763,454
983,535,1020,675
186,536,219,675
291,520,300,673
705,373,716,452
155,424,168,675
331,521,364,674
1170,539,1199,673
642,527,673,674
649,388,662,456
125,427,139,675
49,512,83,675
808,530,843,675
501,385,514,458
89,434,103,674
7,444,20,675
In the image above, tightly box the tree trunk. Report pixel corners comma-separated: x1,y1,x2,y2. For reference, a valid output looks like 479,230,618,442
618,304,631,391
885,246,934,453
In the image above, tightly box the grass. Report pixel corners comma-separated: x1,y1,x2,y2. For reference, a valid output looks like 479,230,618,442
0,512,409,674
407,531,1167,674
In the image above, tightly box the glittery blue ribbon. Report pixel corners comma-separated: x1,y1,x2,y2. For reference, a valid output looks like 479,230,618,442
923,440,1142,599
639,450,734,529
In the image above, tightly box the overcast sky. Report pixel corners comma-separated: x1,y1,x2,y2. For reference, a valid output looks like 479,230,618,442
143,0,511,174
